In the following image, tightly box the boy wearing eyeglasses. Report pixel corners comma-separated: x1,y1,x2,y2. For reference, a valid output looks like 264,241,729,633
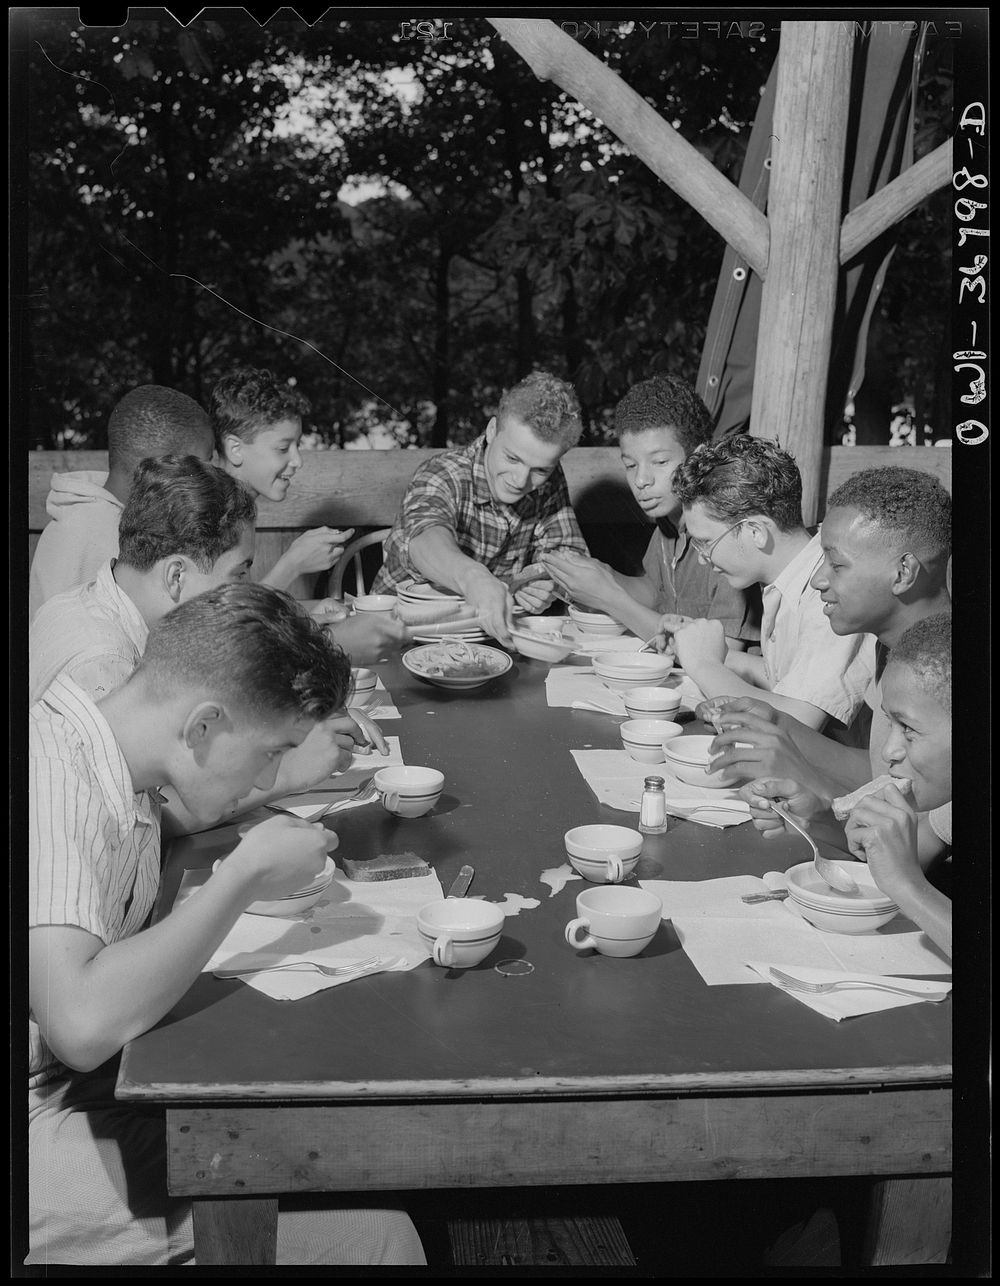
656,435,876,732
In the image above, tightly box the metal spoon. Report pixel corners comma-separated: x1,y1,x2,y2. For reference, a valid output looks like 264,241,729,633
770,803,859,895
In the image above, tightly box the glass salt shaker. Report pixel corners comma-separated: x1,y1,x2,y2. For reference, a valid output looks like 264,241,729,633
638,775,668,834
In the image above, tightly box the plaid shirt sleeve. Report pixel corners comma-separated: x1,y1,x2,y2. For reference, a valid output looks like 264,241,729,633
394,456,468,559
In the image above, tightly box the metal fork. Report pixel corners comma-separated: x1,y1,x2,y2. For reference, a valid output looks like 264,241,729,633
770,802,859,895
768,967,949,1001
268,777,377,823
214,956,381,980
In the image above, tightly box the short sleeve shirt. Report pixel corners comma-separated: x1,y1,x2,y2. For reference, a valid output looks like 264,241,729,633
373,435,587,593
29,677,162,1086
29,561,149,704
642,521,760,643
761,533,877,724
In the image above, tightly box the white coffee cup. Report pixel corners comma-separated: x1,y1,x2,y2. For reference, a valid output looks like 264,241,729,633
564,825,643,883
417,898,505,968
374,765,444,818
564,885,663,957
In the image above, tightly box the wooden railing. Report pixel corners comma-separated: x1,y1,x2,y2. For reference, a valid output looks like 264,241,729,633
28,445,952,591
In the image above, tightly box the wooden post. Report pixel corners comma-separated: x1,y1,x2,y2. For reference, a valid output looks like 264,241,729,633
748,22,852,523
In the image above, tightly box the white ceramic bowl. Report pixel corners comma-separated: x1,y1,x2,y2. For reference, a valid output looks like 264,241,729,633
402,643,513,690
785,861,900,934
352,593,397,613
519,616,566,635
594,653,675,691
661,734,729,788
619,719,684,763
564,824,643,868
567,605,626,637
396,582,464,605
246,857,337,918
623,686,683,719
509,627,574,663
350,668,378,704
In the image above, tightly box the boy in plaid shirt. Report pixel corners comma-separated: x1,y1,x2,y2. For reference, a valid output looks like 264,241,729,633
374,371,588,645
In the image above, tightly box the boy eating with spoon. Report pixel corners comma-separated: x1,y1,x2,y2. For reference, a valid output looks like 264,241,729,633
740,613,952,958
27,582,425,1265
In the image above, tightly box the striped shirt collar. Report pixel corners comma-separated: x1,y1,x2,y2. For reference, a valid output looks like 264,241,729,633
36,676,158,832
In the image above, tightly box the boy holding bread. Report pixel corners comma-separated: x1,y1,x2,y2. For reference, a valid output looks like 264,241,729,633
741,613,952,957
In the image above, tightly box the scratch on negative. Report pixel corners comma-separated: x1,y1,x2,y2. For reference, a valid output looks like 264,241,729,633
703,1100,719,1157
34,43,404,419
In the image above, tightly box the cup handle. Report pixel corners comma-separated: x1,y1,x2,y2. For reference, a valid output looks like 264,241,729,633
606,855,624,883
382,789,400,813
565,918,597,950
432,934,455,966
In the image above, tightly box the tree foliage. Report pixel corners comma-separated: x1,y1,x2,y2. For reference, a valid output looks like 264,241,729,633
19,13,949,450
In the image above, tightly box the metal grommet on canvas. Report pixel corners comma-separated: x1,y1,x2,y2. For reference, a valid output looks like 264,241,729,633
732,266,747,282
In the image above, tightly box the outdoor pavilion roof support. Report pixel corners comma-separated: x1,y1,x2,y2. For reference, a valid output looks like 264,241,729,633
749,22,852,520
486,18,770,280
487,18,951,522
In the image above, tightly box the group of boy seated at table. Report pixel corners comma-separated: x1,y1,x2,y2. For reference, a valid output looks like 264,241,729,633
26,364,952,1266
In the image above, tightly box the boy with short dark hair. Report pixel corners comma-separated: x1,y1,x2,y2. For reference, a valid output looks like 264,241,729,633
373,369,589,645
30,455,257,703
740,613,952,957
29,385,215,618
28,583,425,1265
213,366,407,662
661,435,876,731
540,374,760,647
709,465,952,800
212,365,353,590
30,456,386,816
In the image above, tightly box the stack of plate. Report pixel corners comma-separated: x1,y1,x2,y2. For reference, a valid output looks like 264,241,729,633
246,857,337,918
397,581,487,643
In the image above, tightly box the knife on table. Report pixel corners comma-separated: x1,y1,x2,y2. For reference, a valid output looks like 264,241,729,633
446,865,474,898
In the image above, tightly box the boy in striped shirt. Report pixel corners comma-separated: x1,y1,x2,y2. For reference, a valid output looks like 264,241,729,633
27,583,425,1265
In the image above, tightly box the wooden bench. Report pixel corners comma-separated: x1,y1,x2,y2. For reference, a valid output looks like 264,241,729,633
28,446,952,591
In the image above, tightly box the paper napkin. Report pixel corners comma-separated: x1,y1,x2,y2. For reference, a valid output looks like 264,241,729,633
570,749,751,827
745,961,952,1021
177,865,442,999
638,875,954,987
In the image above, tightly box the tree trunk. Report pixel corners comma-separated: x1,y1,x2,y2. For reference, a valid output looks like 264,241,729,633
430,242,452,447
749,21,852,523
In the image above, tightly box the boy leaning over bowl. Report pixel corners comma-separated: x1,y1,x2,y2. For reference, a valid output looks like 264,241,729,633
540,374,760,652
653,435,877,732
29,385,215,621
738,614,952,959
212,365,407,664
29,456,386,834
372,370,589,647
26,583,426,1267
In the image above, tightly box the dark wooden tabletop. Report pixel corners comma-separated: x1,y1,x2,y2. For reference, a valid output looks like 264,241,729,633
118,651,951,1102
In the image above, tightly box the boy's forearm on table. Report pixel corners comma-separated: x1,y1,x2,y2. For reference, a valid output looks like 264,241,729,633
38,862,258,1071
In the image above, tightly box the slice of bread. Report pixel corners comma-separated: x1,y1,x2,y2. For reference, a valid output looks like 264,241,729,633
341,851,433,881
832,774,913,821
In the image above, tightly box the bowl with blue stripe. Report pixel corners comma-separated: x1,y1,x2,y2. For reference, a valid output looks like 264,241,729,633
785,862,899,934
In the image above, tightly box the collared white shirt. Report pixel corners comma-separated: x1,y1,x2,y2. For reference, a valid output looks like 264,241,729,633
760,531,876,724
28,677,161,1085
29,561,149,705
